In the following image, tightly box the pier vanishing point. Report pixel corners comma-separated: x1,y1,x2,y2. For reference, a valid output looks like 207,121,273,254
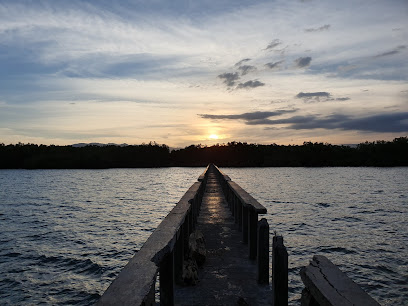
97,164,380,306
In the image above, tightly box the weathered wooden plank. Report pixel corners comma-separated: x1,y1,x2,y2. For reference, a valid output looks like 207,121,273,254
300,255,380,306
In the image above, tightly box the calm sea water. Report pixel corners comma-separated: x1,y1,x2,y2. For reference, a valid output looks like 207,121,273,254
0,167,407,305
224,167,408,305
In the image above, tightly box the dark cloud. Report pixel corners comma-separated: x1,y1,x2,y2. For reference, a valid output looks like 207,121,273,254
218,71,264,90
235,58,251,66
218,72,240,87
296,92,351,102
305,24,330,32
295,57,312,68
238,65,257,75
265,39,282,50
295,91,351,102
254,112,408,133
296,92,330,99
199,109,408,133
374,45,406,58
265,60,284,70
236,80,265,89
198,110,297,120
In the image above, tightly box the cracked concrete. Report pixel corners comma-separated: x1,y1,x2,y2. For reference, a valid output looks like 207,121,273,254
300,255,380,306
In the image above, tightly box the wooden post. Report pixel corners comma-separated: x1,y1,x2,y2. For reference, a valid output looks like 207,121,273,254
242,206,249,244
257,218,269,284
160,250,174,306
248,209,258,260
272,236,288,306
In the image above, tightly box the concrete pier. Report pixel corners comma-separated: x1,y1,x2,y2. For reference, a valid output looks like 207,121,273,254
97,164,378,306
174,169,271,305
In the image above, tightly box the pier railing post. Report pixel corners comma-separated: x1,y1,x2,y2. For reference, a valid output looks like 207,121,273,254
272,236,288,306
257,218,269,284
182,219,189,257
238,200,243,231
160,250,175,306
234,197,239,224
142,279,156,306
242,206,249,244
174,228,184,285
249,210,258,260
188,207,193,234
231,193,235,216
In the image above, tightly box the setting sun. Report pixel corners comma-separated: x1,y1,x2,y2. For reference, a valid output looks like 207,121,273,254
209,134,219,140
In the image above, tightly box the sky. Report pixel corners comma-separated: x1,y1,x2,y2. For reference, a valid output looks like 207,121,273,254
0,0,407,147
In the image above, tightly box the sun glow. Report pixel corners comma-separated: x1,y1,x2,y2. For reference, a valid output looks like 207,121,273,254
209,134,219,140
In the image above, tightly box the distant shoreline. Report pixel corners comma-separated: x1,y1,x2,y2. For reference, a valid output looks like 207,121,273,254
1,137,407,169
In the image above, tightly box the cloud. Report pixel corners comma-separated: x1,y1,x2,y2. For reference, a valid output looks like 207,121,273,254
236,80,265,89
218,72,240,87
295,92,351,102
265,39,282,50
296,92,330,99
305,24,330,32
265,60,284,70
249,112,408,133
238,65,257,75
295,57,312,68
374,45,406,58
198,110,297,121
235,58,251,66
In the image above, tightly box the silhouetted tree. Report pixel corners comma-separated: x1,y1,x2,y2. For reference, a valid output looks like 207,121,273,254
0,137,406,168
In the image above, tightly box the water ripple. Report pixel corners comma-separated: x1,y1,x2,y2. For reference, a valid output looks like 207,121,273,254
0,167,203,306
224,167,408,306
1,167,407,305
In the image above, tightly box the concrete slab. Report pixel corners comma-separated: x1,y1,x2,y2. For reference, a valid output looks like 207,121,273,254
300,255,380,306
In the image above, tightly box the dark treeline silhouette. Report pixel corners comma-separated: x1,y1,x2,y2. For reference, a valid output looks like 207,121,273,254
0,137,407,169
0,142,170,169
